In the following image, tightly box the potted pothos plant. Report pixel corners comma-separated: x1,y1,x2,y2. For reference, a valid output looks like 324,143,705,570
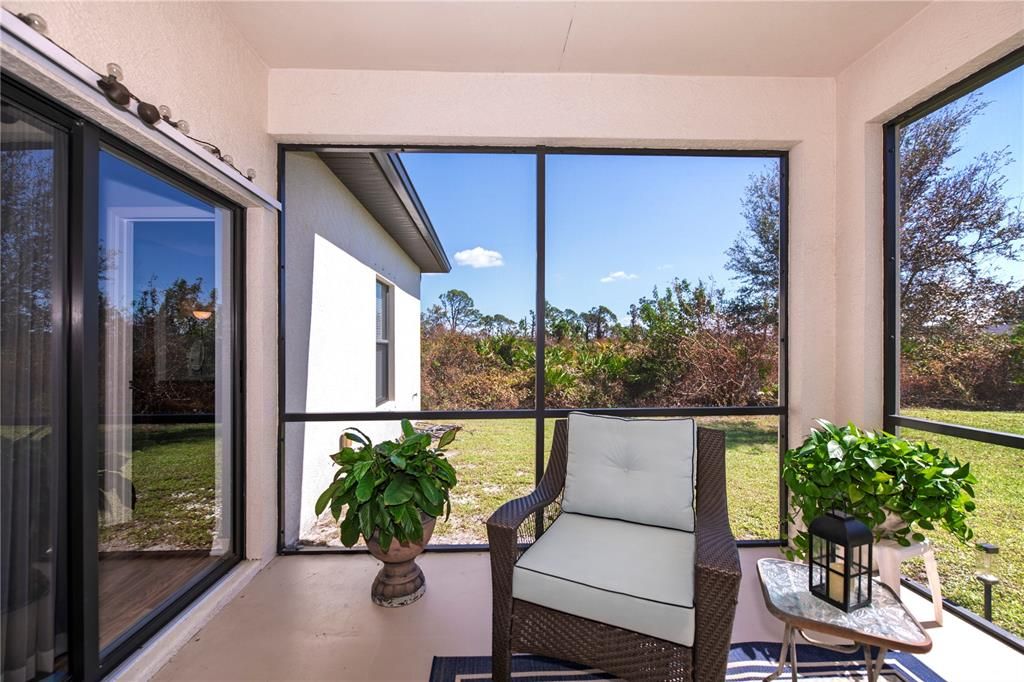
316,419,458,606
783,419,976,559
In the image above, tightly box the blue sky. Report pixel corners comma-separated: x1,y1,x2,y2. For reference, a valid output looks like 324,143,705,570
98,151,218,305
405,65,1022,323
403,152,777,322
941,66,1023,283
948,66,1023,195
545,154,776,320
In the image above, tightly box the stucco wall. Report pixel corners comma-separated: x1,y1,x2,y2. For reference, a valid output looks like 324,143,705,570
834,2,1024,429
283,151,422,544
2,0,276,191
269,70,839,446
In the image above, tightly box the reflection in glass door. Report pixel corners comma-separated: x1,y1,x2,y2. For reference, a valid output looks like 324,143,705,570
0,97,69,680
97,150,235,649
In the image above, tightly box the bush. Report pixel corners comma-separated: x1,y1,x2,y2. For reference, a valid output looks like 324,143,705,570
421,330,530,409
901,332,1024,410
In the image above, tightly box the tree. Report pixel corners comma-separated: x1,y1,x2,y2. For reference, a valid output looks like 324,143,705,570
2,146,60,417
581,305,618,340
543,301,585,341
724,164,781,326
479,313,517,335
436,289,480,333
897,95,1023,344
130,276,217,414
518,310,536,338
422,304,446,332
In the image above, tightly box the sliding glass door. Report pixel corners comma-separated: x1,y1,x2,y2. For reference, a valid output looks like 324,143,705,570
0,76,244,680
96,150,237,649
1,90,70,682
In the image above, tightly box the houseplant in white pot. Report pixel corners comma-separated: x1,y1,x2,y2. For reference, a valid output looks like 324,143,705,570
316,419,458,606
783,419,977,559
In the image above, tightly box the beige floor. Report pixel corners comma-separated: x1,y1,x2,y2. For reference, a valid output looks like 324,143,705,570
155,548,1022,681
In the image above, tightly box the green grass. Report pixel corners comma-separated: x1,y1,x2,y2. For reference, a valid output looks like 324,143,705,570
704,416,780,540
421,419,541,544
99,424,218,551
899,408,1024,638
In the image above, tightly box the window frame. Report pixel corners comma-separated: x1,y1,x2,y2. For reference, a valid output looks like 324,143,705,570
278,145,790,551
375,278,393,405
1,73,247,681
882,47,1024,451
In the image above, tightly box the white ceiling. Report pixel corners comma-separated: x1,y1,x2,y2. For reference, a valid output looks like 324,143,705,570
216,1,930,77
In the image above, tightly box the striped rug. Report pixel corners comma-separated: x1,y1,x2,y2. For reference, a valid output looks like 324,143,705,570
429,642,945,681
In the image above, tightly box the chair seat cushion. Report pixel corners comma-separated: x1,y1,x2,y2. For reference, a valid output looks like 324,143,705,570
512,513,695,646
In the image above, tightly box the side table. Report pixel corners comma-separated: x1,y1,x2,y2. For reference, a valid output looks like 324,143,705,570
757,558,932,682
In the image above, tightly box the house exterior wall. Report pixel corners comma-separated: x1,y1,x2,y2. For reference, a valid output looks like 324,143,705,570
834,2,1024,429
267,69,839,446
283,151,422,545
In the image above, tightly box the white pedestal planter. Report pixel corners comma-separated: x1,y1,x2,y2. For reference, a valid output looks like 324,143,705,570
875,538,944,626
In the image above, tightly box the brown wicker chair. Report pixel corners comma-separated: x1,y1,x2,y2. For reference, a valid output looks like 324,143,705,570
486,419,741,682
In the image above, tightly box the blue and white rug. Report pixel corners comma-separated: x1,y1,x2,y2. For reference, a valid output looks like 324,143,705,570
429,642,945,681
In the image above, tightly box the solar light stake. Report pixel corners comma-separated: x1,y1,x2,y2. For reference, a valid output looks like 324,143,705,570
975,542,999,621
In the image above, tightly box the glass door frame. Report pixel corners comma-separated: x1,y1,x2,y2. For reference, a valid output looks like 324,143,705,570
2,74,247,681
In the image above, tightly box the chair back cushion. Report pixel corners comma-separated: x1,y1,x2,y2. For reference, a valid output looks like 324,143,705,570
562,412,696,531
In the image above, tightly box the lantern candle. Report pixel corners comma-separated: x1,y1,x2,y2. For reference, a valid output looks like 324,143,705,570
828,561,845,602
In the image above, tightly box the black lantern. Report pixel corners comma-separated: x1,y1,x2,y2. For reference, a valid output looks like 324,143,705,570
808,511,873,611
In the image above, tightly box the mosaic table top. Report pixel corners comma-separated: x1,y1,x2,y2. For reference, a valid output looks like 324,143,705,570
757,558,932,653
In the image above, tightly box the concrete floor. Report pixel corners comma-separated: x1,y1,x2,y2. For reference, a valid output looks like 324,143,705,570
155,548,1023,681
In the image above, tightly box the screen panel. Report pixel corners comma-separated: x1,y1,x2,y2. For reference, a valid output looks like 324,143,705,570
545,154,782,409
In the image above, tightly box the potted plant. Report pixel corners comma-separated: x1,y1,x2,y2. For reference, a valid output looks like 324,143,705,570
315,419,458,606
783,419,976,559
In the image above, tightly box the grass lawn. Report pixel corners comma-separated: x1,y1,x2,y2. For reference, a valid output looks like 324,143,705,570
99,424,218,551
900,408,1024,639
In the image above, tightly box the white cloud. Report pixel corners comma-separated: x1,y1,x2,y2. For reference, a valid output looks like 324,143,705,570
453,246,504,268
600,271,639,283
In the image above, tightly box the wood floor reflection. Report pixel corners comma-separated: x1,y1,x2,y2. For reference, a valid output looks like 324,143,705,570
98,551,217,649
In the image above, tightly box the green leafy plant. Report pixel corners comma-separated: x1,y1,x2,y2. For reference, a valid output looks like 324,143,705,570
783,419,976,559
315,420,458,551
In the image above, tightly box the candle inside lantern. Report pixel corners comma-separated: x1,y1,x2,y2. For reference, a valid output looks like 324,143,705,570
828,561,845,602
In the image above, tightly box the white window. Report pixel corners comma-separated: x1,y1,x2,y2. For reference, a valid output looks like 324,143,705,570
376,280,392,404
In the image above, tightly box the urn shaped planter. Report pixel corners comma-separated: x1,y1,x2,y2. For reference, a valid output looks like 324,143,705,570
315,420,459,609
366,513,437,607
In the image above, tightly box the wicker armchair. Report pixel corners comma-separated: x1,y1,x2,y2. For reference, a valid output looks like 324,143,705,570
486,417,741,682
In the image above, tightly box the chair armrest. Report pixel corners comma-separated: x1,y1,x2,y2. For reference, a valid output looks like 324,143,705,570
694,519,741,682
487,481,564,671
488,420,569,677
695,503,741,583
486,479,563,566
694,428,741,682
487,485,559,534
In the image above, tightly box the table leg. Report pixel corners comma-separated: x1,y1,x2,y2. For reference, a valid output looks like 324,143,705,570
864,646,888,682
789,634,799,682
763,624,792,681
